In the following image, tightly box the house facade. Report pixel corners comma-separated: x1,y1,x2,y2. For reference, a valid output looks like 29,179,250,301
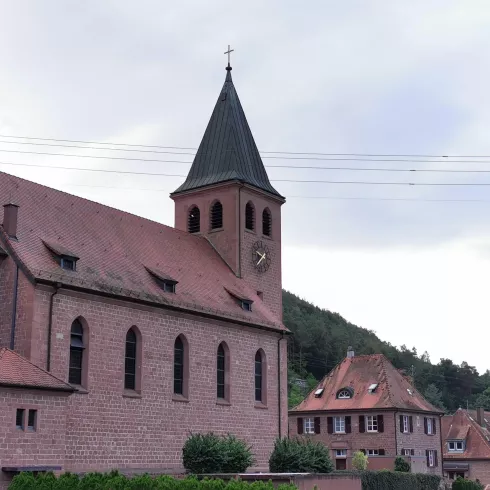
289,349,443,474
0,63,288,489
442,408,490,485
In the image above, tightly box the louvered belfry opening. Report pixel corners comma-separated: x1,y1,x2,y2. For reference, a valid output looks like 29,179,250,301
245,202,255,231
188,206,200,233
262,208,272,237
210,201,223,229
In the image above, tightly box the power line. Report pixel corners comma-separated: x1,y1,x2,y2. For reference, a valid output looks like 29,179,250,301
3,133,490,158
3,160,490,186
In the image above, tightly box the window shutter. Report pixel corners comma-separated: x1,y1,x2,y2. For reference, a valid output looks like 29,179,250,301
409,416,414,433
426,450,430,467
346,416,352,434
401,448,405,455
314,417,321,434
432,418,437,435
327,417,333,434
424,417,428,435
379,449,385,456
297,418,303,435
399,415,404,432
434,450,438,467
378,415,384,433
411,449,415,456
359,415,365,433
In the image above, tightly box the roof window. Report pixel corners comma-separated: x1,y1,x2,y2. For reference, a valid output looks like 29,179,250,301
146,267,178,294
61,257,76,271
368,383,379,393
225,287,253,312
314,388,324,398
337,387,353,399
241,300,252,311
43,240,79,272
407,388,413,396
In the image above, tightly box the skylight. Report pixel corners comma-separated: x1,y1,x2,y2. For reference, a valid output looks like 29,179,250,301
314,388,324,398
368,383,378,393
407,388,413,396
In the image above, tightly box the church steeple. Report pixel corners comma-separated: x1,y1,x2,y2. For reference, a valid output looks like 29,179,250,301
172,66,283,199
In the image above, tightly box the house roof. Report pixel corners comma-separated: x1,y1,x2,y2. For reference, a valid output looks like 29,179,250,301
442,409,490,460
0,171,286,332
291,353,442,413
0,348,74,392
172,67,283,199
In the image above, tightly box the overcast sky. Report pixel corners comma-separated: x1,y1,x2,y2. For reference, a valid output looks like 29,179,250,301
1,1,490,372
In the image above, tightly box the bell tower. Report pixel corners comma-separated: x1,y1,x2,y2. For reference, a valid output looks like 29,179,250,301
171,62,285,319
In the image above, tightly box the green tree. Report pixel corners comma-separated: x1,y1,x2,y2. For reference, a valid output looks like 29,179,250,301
352,451,368,471
424,384,447,412
475,387,490,410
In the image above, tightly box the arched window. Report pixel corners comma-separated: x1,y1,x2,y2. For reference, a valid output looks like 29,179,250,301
217,342,230,401
245,202,255,231
262,208,272,237
69,319,84,385
188,206,200,233
337,387,354,399
255,350,266,404
210,201,223,230
173,335,189,397
124,328,137,390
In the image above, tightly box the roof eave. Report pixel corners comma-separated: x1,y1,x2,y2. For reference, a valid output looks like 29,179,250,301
0,382,75,393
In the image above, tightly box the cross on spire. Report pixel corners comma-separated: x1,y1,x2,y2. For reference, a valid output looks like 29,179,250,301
224,44,234,70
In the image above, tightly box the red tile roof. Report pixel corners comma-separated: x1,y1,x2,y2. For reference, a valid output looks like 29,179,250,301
0,172,285,332
442,409,490,460
0,348,74,392
291,354,442,413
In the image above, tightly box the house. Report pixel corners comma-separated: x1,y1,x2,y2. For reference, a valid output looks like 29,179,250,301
442,408,490,485
0,62,288,489
289,348,443,474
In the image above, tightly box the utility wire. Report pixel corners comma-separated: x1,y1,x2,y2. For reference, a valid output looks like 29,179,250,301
3,160,490,186
2,133,490,158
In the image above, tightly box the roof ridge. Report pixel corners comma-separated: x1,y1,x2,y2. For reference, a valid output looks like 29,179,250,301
379,355,394,406
3,348,72,389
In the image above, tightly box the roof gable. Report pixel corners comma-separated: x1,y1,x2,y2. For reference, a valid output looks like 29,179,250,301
0,172,285,332
0,348,74,392
291,354,442,413
172,69,282,198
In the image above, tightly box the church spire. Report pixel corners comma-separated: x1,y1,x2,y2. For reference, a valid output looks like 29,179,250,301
172,63,283,199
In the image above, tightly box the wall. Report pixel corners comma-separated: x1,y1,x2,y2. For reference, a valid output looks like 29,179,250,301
0,387,70,490
0,255,14,348
466,460,490,485
33,286,284,473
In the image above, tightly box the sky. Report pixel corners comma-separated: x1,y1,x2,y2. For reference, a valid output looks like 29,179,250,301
1,1,490,372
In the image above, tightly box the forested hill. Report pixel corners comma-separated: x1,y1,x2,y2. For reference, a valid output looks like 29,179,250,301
283,290,490,412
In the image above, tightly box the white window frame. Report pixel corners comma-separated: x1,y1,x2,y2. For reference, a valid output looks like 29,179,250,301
403,415,409,433
304,417,315,435
448,441,464,452
428,450,435,467
403,449,411,456
335,449,347,458
366,415,378,432
367,449,379,456
337,390,351,399
334,416,345,433
427,418,433,435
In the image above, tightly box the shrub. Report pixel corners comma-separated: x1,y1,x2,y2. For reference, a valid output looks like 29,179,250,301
359,470,441,490
452,477,484,490
352,451,368,471
182,433,254,474
394,456,411,473
268,437,333,473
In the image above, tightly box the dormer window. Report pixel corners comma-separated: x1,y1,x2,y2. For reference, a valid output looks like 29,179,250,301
241,300,252,311
225,287,253,312
368,383,379,393
146,267,178,294
43,240,79,272
314,388,324,398
448,441,465,452
337,388,353,399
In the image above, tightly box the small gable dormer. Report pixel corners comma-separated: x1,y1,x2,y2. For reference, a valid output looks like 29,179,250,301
146,266,178,293
43,240,79,272
225,287,253,312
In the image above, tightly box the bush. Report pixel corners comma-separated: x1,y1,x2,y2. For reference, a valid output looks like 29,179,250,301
394,456,411,473
352,451,368,471
9,473,297,490
182,433,254,474
452,477,484,490
359,470,441,490
268,437,333,473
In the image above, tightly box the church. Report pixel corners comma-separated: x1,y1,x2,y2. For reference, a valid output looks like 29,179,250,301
0,62,288,487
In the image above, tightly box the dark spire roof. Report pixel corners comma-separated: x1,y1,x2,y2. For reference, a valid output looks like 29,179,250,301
172,67,283,199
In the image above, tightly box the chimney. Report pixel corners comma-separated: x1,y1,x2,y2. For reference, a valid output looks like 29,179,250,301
347,346,355,358
2,203,19,238
477,407,485,427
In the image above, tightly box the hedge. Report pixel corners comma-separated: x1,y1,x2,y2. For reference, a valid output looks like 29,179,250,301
452,477,484,490
8,472,298,490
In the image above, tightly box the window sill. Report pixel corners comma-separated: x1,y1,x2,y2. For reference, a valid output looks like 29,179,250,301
334,432,346,435
216,399,231,406
366,431,379,433
244,228,256,235
261,234,272,241
209,227,224,234
172,394,189,403
254,402,268,410
123,390,142,399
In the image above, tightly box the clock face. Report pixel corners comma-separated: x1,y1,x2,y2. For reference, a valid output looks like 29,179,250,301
251,241,271,273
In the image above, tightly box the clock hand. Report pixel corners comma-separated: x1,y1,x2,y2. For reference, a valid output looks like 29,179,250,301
257,252,266,265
